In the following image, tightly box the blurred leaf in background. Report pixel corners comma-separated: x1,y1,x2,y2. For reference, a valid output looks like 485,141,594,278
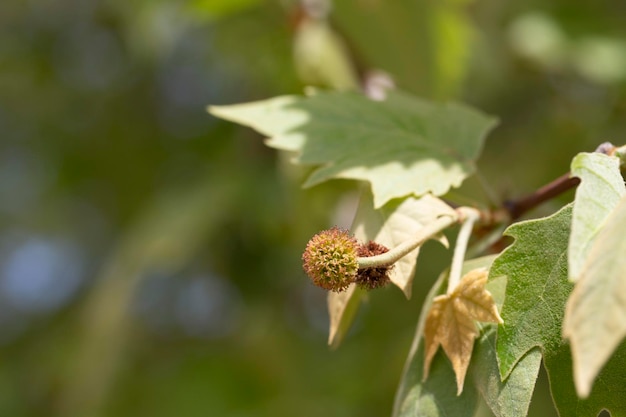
332,0,475,98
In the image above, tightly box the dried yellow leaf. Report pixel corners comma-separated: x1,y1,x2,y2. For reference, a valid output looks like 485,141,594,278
423,268,503,394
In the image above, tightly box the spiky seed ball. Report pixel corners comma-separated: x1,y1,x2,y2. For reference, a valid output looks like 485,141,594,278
302,227,360,292
356,241,392,290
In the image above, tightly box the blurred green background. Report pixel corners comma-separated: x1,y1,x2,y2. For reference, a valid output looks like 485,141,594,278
1,0,625,416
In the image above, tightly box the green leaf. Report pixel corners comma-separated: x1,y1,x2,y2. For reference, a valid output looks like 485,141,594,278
393,333,478,417
491,205,574,379
568,152,625,282
471,333,541,417
209,91,497,208
393,255,540,417
564,195,626,398
473,274,542,417
491,204,626,416
545,342,626,417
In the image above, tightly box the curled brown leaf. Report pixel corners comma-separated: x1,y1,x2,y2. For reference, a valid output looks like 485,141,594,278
423,268,503,394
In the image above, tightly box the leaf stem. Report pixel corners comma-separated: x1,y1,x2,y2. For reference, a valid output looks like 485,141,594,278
356,213,458,269
447,208,480,293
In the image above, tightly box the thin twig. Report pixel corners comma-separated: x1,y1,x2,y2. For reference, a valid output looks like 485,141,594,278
503,173,580,220
502,142,622,221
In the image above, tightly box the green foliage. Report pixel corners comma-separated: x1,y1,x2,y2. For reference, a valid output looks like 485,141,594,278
491,205,574,379
6,1,626,417
213,78,626,416
564,195,626,398
568,152,625,281
544,342,626,417
491,204,626,416
210,90,497,208
564,151,626,398
471,335,542,417
394,256,541,417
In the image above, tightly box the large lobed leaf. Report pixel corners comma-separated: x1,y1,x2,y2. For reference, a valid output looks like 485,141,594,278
568,152,625,282
209,91,497,208
491,204,626,416
564,151,626,398
472,333,542,417
393,256,542,417
564,195,626,398
491,205,574,379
